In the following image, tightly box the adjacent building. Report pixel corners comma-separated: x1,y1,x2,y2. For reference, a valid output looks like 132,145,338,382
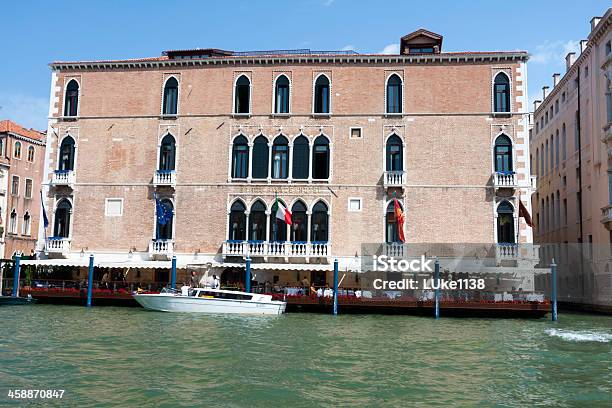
38,29,534,287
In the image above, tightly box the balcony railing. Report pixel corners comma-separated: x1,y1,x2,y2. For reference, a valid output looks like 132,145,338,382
495,244,540,263
149,239,174,258
493,171,518,189
384,242,404,258
222,240,330,259
50,170,75,187
384,171,405,188
153,170,176,187
45,237,71,255
601,205,612,230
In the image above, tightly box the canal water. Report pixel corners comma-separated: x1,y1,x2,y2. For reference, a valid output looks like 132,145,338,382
1,306,612,407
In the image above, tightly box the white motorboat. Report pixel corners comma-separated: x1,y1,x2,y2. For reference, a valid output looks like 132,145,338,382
133,287,286,315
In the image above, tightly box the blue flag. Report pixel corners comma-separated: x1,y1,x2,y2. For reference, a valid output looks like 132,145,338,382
40,190,49,229
154,193,172,226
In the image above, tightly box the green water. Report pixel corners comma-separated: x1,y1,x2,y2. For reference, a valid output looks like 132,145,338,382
1,306,612,407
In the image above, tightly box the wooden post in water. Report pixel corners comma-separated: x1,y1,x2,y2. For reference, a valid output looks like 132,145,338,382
245,257,251,293
434,258,440,319
86,254,94,307
551,259,557,321
170,255,177,289
333,259,339,315
12,254,21,297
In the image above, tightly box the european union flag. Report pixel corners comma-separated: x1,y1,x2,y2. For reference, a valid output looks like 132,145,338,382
154,193,172,225
40,190,49,229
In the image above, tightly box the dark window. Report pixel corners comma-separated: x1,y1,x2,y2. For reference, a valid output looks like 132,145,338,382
249,200,266,241
497,201,515,243
270,200,288,242
231,135,249,178
314,75,330,114
494,134,512,172
54,199,72,238
311,201,328,242
291,201,307,242
158,134,176,171
271,136,289,179
64,80,79,117
235,75,250,114
275,75,290,114
408,47,434,54
252,136,269,179
292,135,309,180
385,201,403,243
312,136,330,180
58,137,75,171
228,200,246,240
494,73,510,113
386,134,403,171
156,199,174,240
162,77,178,115
386,74,402,114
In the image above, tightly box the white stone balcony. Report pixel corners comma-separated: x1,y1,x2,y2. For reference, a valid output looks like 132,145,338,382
45,238,71,256
153,170,176,187
222,240,330,261
149,239,174,259
493,172,518,190
495,244,540,266
383,171,405,188
601,205,612,230
384,242,404,258
50,170,75,187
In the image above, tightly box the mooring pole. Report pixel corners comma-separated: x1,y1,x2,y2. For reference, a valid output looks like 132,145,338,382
245,256,251,293
86,254,94,307
12,254,21,297
333,258,339,315
170,255,177,289
434,257,440,319
551,259,557,321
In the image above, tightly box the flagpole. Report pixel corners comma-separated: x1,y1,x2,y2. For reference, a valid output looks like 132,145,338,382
274,191,278,242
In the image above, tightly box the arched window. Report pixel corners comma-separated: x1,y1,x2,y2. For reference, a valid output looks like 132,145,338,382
231,135,249,179
156,199,174,240
22,212,31,235
385,201,404,243
562,124,567,161
314,75,330,114
271,135,289,179
248,200,266,241
311,201,328,242
162,77,178,115
274,75,290,114
59,136,76,171
64,79,79,117
494,134,512,173
270,199,288,242
235,75,251,114
54,199,72,238
228,200,246,241
27,146,35,162
535,148,539,177
0,138,4,157
386,135,403,171
555,130,560,168
312,136,330,180
9,209,17,234
292,135,309,180
158,134,176,171
291,201,307,242
497,201,515,243
252,136,269,179
386,74,402,114
493,73,510,113
13,141,21,159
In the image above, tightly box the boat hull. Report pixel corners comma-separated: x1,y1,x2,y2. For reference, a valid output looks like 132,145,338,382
133,293,286,315
0,296,37,305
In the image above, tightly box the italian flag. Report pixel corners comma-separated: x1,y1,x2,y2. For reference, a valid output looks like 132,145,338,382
274,196,292,225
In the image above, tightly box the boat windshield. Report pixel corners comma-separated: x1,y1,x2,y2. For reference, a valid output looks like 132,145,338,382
194,290,253,301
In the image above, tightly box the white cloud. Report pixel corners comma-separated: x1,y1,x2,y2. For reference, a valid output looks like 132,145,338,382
0,93,48,131
322,0,335,6
530,40,580,64
341,44,355,51
379,43,399,55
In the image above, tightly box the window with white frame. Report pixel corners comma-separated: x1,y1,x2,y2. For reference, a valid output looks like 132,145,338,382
27,146,35,162
105,198,124,217
13,141,21,159
22,211,31,235
11,175,19,196
350,127,362,139
9,209,17,234
348,198,362,212
24,179,33,199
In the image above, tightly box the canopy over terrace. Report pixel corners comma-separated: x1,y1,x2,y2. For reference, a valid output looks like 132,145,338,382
19,259,186,269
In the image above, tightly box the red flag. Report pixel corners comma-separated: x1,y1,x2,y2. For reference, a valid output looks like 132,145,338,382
394,198,406,243
519,199,534,228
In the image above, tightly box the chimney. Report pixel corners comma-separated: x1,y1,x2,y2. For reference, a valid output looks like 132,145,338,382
534,100,542,111
591,16,602,32
566,52,576,72
542,86,550,100
580,40,588,53
552,73,561,87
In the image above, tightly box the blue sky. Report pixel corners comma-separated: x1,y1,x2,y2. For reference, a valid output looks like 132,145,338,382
0,0,609,130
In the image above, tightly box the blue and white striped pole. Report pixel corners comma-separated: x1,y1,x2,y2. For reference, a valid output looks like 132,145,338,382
333,258,339,315
245,257,251,293
551,259,557,321
86,254,94,307
170,255,177,289
12,254,21,297
434,258,440,319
